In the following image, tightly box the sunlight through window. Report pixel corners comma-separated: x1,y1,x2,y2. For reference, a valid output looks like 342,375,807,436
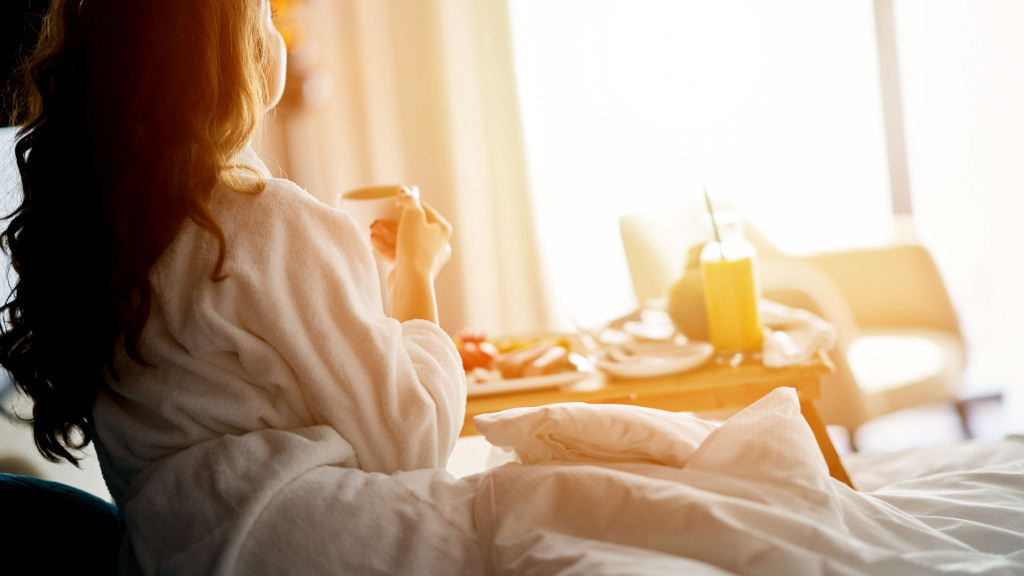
895,0,1024,397
509,0,891,327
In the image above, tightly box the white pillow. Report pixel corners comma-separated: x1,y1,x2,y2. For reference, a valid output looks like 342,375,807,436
474,401,718,467
684,387,831,491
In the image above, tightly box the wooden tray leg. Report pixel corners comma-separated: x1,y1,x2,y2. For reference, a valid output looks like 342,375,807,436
800,400,855,489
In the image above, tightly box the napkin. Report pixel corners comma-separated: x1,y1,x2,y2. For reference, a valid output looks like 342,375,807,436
760,300,836,368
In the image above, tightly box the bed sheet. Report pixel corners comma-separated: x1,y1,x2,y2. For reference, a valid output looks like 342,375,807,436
845,437,1024,492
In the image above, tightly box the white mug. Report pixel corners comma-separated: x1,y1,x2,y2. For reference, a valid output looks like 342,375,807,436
336,185,419,312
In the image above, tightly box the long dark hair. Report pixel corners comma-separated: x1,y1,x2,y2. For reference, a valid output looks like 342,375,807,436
0,0,275,464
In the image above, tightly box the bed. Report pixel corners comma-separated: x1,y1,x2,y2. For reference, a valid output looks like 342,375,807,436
80,386,1012,575
5,387,1021,575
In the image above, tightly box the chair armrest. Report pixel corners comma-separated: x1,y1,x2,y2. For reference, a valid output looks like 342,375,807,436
759,258,862,346
799,244,962,337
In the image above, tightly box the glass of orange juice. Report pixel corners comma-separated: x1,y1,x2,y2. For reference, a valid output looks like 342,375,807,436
700,212,763,364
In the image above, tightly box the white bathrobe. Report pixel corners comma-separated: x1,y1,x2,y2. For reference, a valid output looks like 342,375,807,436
91,149,476,574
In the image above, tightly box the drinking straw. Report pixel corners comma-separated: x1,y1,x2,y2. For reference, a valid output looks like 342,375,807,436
702,180,723,253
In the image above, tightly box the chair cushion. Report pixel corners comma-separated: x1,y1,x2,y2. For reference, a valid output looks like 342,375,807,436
0,472,120,573
847,328,965,408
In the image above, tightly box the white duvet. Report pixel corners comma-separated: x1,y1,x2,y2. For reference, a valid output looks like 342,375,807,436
128,387,1024,575
472,388,1024,575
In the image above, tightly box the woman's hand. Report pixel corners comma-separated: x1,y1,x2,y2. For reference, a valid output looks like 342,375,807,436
369,219,398,262
370,188,451,275
370,187,452,323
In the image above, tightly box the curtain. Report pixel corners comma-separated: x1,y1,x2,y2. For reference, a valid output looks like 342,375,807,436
257,0,555,336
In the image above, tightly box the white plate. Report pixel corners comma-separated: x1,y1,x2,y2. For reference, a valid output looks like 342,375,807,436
465,369,591,397
596,341,714,379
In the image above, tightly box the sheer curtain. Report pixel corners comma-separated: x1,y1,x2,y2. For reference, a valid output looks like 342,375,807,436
259,0,555,336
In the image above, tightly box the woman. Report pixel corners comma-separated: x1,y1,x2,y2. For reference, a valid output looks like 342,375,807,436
1,1,477,573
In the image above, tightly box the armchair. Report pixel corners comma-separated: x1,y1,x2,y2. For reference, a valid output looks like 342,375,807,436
620,210,967,443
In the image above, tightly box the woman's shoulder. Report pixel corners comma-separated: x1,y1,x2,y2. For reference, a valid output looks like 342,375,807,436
153,165,378,319
211,171,352,238
168,148,371,280
218,146,345,227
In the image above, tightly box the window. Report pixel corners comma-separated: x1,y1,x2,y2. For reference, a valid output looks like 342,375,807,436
509,0,891,328
895,0,1024,395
